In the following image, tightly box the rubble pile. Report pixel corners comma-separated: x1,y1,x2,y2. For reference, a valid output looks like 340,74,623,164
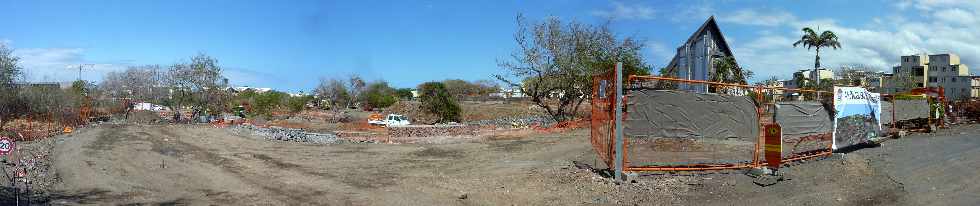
295,110,351,123
387,125,479,137
465,116,556,129
233,124,355,144
833,114,881,147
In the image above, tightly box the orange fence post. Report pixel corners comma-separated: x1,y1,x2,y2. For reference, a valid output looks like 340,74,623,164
589,75,836,172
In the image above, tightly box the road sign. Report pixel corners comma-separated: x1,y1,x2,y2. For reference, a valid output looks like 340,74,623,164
0,137,14,156
764,124,782,169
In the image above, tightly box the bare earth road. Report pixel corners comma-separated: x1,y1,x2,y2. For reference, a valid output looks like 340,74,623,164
866,125,980,205
47,124,625,205
28,123,980,205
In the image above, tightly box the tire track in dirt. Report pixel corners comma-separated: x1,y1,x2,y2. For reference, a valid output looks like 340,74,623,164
153,126,358,205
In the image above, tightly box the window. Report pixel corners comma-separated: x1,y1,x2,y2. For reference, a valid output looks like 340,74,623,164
942,67,946,72
952,78,957,82
929,77,937,82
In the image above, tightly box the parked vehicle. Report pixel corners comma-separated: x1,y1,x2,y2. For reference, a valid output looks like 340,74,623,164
368,114,410,126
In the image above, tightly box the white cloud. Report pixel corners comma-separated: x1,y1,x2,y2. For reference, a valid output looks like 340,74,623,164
721,3,980,81
897,0,980,11
0,39,10,46
721,9,796,27
592,1,656,20
933,8,977,25
13,47,130,82
670,1,715,23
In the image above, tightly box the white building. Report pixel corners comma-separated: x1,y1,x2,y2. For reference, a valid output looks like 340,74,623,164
886,53,973,99
231,86,273,93
792,68,835,85
490,88,526,98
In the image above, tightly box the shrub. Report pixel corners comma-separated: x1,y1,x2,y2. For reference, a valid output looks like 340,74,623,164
287,95,313,113
360,81,398,109
418,82,461,123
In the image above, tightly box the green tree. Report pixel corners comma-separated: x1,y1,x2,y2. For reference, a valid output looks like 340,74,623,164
793,27,841,70
495,14,651,121
0,44,27,129
70,80,88,96
286,95,313,113
395,88,414,100
709,57,750,93
360,81,398,109
252,91,288,117
418,82,461,123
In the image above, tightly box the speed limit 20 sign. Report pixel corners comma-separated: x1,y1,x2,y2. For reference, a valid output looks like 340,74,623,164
0,136,14,156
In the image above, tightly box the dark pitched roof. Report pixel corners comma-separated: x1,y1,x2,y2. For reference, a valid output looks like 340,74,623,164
664,16,736,74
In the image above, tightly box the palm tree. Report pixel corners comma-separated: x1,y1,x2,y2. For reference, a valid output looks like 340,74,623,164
793,27,841,70
710,56,746,84
709,56,747,93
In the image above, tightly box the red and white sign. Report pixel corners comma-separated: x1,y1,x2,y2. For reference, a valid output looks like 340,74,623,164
0,137,14,156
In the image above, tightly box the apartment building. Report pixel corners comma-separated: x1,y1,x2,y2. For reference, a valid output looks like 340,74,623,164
887,53,973,99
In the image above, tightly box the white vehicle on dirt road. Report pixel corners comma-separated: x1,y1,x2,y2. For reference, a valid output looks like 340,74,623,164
368,114,410,127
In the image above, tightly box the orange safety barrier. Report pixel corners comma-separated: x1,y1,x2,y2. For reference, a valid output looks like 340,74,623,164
590,74,835,172
590,70,619,169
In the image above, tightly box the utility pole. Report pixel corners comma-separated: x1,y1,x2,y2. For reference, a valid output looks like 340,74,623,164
614,62,625,181
71,64,94,81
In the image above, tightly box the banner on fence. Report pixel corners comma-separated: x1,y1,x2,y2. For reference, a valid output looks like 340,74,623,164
832,87,882,150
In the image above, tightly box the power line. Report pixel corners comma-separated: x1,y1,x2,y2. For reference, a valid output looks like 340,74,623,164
70,64,94,81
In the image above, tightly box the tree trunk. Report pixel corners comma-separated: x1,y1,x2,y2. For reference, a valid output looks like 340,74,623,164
814,48,821,85
814,48,821,69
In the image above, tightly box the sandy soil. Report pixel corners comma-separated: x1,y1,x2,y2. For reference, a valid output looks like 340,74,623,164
3,123,978,205
43,124,614,205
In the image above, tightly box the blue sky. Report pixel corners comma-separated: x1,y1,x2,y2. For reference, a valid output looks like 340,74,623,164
3,0,980,92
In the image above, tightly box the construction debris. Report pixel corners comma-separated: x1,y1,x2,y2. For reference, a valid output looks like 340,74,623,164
387,125,479,138
232,124,365,144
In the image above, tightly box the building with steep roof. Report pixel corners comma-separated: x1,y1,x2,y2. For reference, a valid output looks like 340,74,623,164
663,16,738,93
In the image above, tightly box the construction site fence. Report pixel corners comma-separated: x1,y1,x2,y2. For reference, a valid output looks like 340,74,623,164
590,74,834,172
879,88,949,131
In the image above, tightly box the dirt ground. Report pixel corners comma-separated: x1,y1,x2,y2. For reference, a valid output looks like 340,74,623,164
4,123,980,205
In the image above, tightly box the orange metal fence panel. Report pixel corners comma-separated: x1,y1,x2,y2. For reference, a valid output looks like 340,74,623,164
590,71,618,168
589,75,836,172
756,87,834,165
622,76,760,171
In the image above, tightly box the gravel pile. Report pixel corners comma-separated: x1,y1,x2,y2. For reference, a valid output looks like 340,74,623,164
233,124,363,144
465,115,556,128
387,124,479,138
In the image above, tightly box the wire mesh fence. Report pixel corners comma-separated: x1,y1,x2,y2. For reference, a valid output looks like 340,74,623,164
622,76,760,171
589,74,840,171
757,87,834,162
590,71,619,168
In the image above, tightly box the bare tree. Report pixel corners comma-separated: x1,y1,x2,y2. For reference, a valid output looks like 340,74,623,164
188,53,229,114
162,53,228,121
313,77,349,108
346,74,365,109
101,65,170,102
834,64,883,88
495,14,651,121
